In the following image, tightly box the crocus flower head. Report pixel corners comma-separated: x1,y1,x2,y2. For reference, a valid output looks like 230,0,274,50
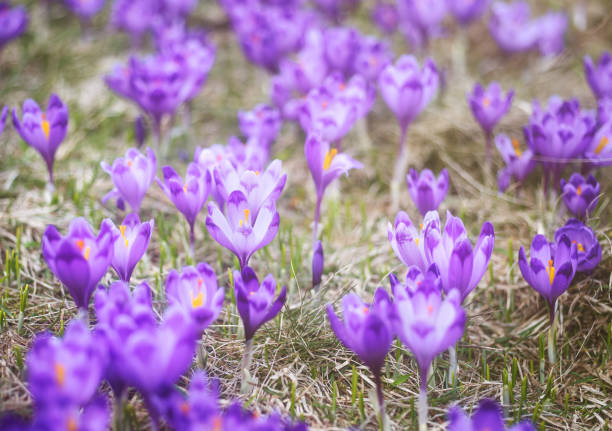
489,1,539,53
214,159,287,217
323,27,360,77
495,134,535,192
0,2,27,49
42,218,115,310
397,0,447,49
101,147,156,213
378,55,439,133
12,93,69,185
425,211,495,302
448,0,489,26
31,395,110,431
406,168,449,216
524,97,596,173
166,262,225,332
27,319,107,411
326,288,394,376
372,2,399,34
585,120,612,167
234,267,287,341
390,263,441,300
352,36,393,82
108,214,153,282
110,0,157,42
206,190,280,268
535,12,568,56
584,52,612,100
64,0,107,19
393,280,465,389
467,82,514,135
156,163,212,231
560,173,600,219
518,234,577,323
304,134,363,199
238,104,282,148
554,219,601,273
134,116,147,147
448,399,535,431
388,211,435,271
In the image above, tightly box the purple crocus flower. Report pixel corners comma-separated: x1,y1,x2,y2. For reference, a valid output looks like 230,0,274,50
234,267,286,341
238,104,282,148
424,210,495,302
379,55,439,140
585,120,612,167
518,234,577,324
524,97,596,187
101,147,156,213
64,0,107,20
32,395,110,431
560,173,600,219
390,264,441,299
468,82,514,164
387,211,431,271
327,288,394,421
323,27,360,77
27,319,107,411
393,280,465,429
214,159,287,217
406,168,449,216
495,134,535,192
448,399,535,431
12,93,69,186
42,218,115,310
0,2,27,50
108,214,153,282
489,1,539,53
534,12,568,56
352,36,393,82
584,52,612,100
448,0,489,26
156,163,211,254
555,219,601,273
397,0,447,49
206,190,280,269
0,106,7,137
110,0,158,46
372,2,399,34
305,134,362,244
165,262,225,332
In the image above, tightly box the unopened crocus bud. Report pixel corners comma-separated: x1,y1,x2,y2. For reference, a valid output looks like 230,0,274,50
312,240,324,289
584,52,612,100
406,168,449,216
134,116,147,147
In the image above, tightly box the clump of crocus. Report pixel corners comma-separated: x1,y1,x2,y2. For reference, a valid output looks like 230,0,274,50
206,190,280,269
107,214,153,282
12,94,69,188
406,168,449,216
467,82,514,167
584,52,612,100
165,262,225,332
448,399,535,431
233,267,286,392
238,104,282,149
327,289,394,427
378,55,439,208
101,147,157,214
495,134,535,193
305,134,362,285
518,234,577,363
156,163,211,257
322,27,360,77
42,218,115,311
448,0,489,26
524,97,596,193
25,319,110,431
555,219,601,273
396,0,447,50
560,173,600,219
393,280,466,431
0,2,27,50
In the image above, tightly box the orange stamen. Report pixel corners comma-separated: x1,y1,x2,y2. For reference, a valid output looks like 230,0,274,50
323,148,338,170
511,138,522,157
594,136,609,155
67,417,78,431
75,239,85,251
41,113,50,140
546,259,555,285
576,186,582,196
191,290,204,308
180,402,190,414
55,363,65,387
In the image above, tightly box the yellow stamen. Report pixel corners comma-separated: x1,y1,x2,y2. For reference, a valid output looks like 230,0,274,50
191,290,204,308
546,259,555,285
67,417,78,431
594,136,608,154
239,209,250,227
577,186,582,196
55,363,65,387
323,148,338,170
420,223,424,231
83,247,90,261
119,225,128,247
572,240,585,253
41,113,50,140
414,238,419,246
511,138,522,157
255,170,260,176
183,183,188,193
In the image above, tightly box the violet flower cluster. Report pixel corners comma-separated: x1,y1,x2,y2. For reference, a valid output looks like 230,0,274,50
0,2,27,50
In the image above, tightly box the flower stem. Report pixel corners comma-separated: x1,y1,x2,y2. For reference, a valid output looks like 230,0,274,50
448,344,457,386
391,126,409,212
312,194,323,249
189,223,195,261
418,367,428,431
374,373,387,431
548,305,557,364
485,130,493,175
240,338,254,394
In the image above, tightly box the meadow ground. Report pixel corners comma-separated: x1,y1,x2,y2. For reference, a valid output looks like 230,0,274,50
0,1,610,430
